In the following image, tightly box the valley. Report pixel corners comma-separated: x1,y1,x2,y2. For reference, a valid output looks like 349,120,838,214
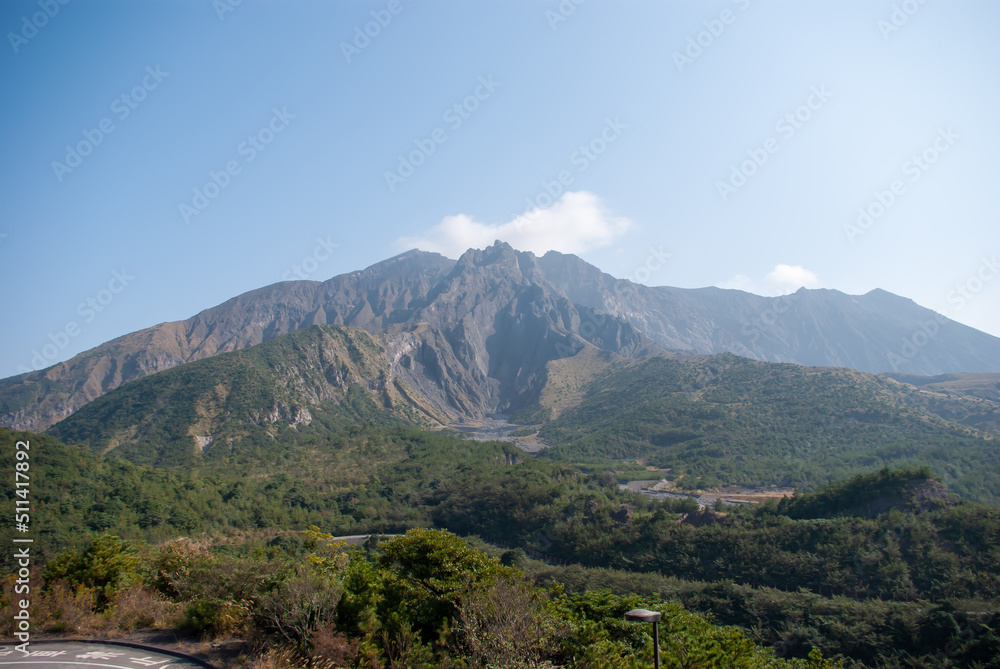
3,243,1000,668
448,415,552,453
6,0,999,662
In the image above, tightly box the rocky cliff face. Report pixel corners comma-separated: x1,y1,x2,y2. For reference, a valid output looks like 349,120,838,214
381,243,658,420
4,241,1000,431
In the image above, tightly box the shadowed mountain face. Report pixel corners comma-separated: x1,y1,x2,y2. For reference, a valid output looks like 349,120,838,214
4,241,1000,430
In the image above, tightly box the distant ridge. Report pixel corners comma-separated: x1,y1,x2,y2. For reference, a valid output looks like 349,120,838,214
3,241,1000,431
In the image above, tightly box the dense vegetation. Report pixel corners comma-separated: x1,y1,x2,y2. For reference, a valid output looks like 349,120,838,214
435,466,1000,606
0,426,525,565
519,552,999,668
1,528,841,668
3,427,1000,667
534,355,1000,502
41,325,1000,506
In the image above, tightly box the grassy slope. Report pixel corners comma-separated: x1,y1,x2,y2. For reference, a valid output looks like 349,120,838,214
46,325,438,466
536,354,1000,502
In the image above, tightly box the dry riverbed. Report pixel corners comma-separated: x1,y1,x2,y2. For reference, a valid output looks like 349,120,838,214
448,416,552,453
621,478,795,509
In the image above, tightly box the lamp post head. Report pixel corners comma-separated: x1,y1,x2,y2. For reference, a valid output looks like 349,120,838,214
624,608,662,623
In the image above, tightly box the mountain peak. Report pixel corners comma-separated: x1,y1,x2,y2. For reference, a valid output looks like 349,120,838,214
864,287,911,301
454,239,524,272
4,243,1000,432
337,248,455,283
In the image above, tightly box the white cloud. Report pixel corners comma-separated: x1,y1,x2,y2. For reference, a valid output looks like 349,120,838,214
719,264,820,296
718,274,754,291
395,191,631,258
764,264,821,293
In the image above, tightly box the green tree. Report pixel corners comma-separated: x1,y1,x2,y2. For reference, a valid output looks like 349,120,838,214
42,535,141,610
375,528,518,641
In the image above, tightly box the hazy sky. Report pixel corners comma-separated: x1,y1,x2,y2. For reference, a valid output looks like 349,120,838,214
2,0,998,379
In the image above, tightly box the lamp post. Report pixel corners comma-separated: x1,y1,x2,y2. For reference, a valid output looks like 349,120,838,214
624,608,662,669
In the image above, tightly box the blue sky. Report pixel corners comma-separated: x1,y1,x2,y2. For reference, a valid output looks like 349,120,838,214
1,0,998,378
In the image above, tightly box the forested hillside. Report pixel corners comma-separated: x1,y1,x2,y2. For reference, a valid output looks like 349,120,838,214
532,354,1000,502
38,322,1000,504
3,428,999,667
46,325,442,466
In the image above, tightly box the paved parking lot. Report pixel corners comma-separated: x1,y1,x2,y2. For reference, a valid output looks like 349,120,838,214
0,641,212,669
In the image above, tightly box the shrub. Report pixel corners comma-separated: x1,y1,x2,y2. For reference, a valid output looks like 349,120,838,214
458,576,562,668
0,574,105,637
253,570,342,648
375,528,516,641
248,647,303,669
106,584,180,633
182,597,249,638
42,535,141,610
149,540,282,603
309,623,360,667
